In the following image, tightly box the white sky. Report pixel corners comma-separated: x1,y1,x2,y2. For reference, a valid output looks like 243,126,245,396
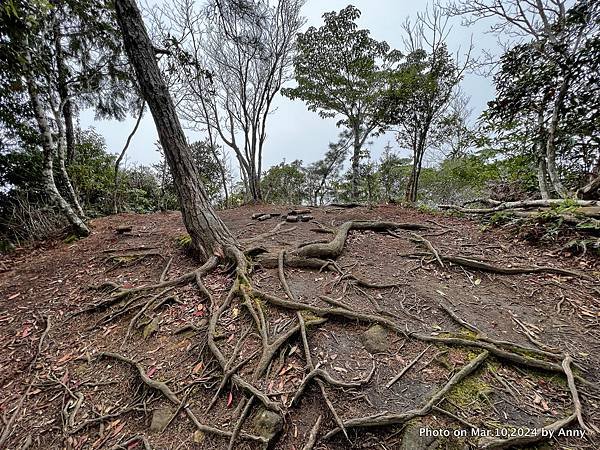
79,0,498,174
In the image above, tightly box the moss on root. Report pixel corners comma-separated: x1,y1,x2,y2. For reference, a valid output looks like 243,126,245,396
446,374,490,409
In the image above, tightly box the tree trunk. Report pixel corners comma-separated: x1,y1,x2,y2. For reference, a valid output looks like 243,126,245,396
537,158,551,200
25,73,89,236
351,126,361,200
546,80,569,197
56,128,86,218
405,142,424,203
54,18,77,165
114,0,240,261
535,108,550,199
114,101,145,213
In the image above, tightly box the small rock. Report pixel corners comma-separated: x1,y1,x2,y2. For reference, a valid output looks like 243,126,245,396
115,225,132,234
361,324,389,353
299,214,313,222
150,407,173,432
193,430,205,443
252,213,265,219
286,215,299,223
252,408,283,440
143,317,160,339
400,421,439,450
257,214,271,221
290,208,311,215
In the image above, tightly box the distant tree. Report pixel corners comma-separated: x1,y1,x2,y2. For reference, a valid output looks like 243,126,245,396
153,0,305,202
385,6,470,203
283,5,401,200
304,132,351,205
261,160,306,204
378,143,411,202
448,0,599,197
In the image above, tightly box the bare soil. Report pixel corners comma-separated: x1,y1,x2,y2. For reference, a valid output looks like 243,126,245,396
1,205,599,450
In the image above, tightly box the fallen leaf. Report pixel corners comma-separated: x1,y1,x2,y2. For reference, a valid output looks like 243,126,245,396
146,366,157,378
192,362,204,374
226,391,233,408
20,324,32,338
57,352,74,364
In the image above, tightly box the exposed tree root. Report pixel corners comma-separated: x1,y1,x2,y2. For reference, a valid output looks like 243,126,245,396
0,316,51,449
323,351,490,438
562,355,595,435
295,221,428,260
73,213,599,449
301,415,322,450
296,311,348,439
479,413,577,449
255,289,598,390
97,352,268,443
408,245,592,280
207,280,282,413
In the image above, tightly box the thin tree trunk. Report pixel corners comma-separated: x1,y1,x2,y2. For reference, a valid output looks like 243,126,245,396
535,108,550,199
54,17,76,165
537,159,551,200
114,0,240,261
25,73,89,236
114,101,145,213
56,127,86,218
546,80,569,197
351,125,361,200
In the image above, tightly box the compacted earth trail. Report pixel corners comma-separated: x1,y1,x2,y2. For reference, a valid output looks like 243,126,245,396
1,205,599,449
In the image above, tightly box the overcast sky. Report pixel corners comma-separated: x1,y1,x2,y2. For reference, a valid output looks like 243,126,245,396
79,0,499,175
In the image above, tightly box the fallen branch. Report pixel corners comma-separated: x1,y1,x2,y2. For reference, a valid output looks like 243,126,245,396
439,199,599,214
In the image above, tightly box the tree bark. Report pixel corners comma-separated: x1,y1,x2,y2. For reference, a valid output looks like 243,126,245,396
54,17,76,164
535,108,550,199
114,0,240,261
351,124,361,200
25,72,89,236
546,80,569,197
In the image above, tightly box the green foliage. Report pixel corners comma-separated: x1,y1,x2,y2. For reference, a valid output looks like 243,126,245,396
261,160,307,205
484,0,600,194
68,129,116,213
283,5,392,126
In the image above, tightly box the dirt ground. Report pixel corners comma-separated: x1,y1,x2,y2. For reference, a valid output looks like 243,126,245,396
1,204,599,450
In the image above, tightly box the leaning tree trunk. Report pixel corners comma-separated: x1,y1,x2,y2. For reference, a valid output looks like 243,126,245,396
25,75,89,236
114,100,145,213
114,0,240,261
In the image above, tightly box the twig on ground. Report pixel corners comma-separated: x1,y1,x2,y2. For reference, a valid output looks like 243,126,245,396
386,345,432,388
